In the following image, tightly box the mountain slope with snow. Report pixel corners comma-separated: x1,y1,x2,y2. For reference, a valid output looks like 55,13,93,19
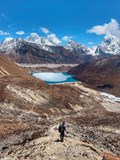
96,34,120,56
3,40,92,64
25,33,59,46
0,33,120,63
65,34,120,57
0,35,94,64
65,40,89,54
0,38,16,53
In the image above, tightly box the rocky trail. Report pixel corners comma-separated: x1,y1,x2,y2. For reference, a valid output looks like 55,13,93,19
0,55,120,160
0,122,103,160
0,81,120,160
0,82,120,160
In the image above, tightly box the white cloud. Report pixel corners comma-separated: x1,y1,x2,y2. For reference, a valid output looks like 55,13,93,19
0,30,9,36
62,36,72,41
47,33,61,44
87,19,120,38
40,27,49,34
16,31,25,35
88,41,94,45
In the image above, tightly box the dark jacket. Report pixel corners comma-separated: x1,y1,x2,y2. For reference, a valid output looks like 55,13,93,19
58,124,66,134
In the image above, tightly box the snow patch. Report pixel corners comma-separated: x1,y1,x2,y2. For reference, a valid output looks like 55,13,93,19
100,92,120,103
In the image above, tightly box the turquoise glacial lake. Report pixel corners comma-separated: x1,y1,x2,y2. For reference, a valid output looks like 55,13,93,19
32,72,77,84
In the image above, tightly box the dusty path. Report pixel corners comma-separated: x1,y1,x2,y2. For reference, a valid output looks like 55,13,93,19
1,123,103,160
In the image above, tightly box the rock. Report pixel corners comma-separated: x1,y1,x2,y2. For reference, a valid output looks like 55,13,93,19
2,146,8,150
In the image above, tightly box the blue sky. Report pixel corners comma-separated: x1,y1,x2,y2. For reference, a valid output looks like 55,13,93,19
0,0,120,47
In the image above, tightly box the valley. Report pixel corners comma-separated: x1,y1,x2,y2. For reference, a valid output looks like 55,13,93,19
0,55,120,159
17,63,78,72
0,1,120,159
0,33,120,160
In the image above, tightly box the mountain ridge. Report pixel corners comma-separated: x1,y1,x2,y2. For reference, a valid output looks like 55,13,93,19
0,37,94,64
0,34,120,64
1,34,120,55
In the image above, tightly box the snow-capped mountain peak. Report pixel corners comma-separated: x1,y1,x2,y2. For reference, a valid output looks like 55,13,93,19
2,37,15,44
16,37,24,42
96,34,120,55
66,40,82,49
25,33,59,47
0,37,16,52
103,34,120,44
65,40,90,55
30,33,39,38
88,46,97,56
25,33,42,44
0,33,120,57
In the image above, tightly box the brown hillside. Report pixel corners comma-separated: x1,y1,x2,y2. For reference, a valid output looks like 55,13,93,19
0,55,120,159
68,55,120,96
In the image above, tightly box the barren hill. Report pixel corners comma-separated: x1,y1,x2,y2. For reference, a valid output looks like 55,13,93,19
0,55,120,159
68,55,120,97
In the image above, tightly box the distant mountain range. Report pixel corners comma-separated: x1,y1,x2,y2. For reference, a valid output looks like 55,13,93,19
0,33,120,63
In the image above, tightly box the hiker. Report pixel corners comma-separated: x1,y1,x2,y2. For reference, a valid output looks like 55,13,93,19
58,122,66,142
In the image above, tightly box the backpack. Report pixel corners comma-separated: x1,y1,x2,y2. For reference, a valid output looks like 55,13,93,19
58,124,65,133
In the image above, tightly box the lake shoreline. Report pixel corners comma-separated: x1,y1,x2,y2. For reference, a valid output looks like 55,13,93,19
32,72,78,84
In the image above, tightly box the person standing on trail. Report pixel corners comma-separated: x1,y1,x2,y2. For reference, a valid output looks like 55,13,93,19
58,122,66,142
